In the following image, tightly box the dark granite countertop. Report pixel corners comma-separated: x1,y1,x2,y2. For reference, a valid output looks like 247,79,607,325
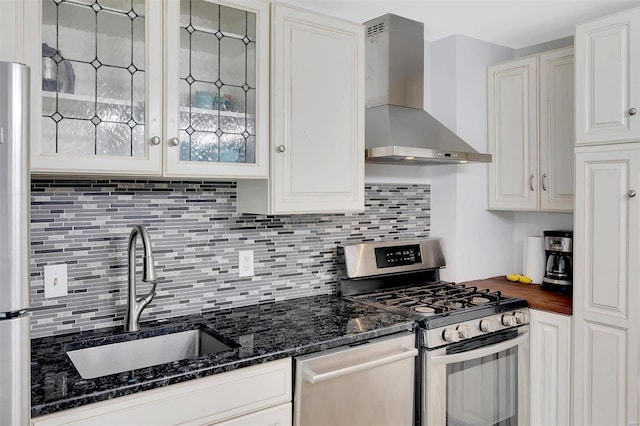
31,295,415,417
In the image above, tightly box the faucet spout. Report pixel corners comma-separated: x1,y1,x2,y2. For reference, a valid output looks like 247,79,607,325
125,225,157,332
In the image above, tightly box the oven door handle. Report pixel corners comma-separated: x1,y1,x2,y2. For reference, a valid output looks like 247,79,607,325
303,347,418,384
431,330,528,365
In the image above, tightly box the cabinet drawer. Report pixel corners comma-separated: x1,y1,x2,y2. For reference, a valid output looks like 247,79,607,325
32,358,292,426
209,403,292,426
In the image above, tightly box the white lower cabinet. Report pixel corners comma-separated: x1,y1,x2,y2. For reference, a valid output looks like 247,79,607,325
213,403,291,426
31,358,292,426
573,144,640,425
529,309,572,426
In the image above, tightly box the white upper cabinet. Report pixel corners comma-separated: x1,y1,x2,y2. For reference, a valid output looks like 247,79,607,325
487,55,539,210
25,0,364,208
539,47,575,211
28,0,164,175
27,0,269,178
236,4,364,214
487,48,574,212
163,0,269,179
575,8,640,145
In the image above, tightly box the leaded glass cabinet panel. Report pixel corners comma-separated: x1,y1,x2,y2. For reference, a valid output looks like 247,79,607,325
31,0,163,175
164,0,269,178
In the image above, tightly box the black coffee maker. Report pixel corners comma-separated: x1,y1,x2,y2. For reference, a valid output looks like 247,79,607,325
542,230,573,292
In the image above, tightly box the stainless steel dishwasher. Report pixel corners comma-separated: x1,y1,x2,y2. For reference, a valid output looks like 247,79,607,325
293,331,417,426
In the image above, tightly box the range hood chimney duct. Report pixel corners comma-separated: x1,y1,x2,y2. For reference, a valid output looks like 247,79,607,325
364,14,492,165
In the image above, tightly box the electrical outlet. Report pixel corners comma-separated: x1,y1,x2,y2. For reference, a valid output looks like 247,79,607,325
238,250,254,277
44,264,68,298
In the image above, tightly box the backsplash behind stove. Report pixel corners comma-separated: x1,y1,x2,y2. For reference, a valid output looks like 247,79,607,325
29,180,430,338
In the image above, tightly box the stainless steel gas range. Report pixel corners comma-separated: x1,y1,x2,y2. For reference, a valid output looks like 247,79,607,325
338,239,529,426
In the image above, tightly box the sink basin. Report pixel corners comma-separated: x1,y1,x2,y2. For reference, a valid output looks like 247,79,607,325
67,329,233,379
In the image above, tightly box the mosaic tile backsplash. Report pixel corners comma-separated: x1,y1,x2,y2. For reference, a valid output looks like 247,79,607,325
29,180,430,338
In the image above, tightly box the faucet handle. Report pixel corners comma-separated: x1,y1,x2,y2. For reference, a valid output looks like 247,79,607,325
143,255,156,282
137,281,157,306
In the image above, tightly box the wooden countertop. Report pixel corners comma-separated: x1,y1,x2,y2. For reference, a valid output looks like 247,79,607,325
460,276,573,315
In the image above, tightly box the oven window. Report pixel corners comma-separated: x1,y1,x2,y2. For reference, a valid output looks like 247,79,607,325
446,347,517,426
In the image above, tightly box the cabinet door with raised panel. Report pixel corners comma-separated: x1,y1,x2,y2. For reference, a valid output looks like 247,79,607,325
163,0,269,179
29,0,163,175
539,48,574,212
529,309,572,426
575,9,640,145
487,56,538,210
270,4,364,214
573,145,640,425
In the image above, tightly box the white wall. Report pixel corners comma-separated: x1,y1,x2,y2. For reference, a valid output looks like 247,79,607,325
514,35,573,58
426,37,459,281
427,35,518,282
512,212,573,274
452,36,518,282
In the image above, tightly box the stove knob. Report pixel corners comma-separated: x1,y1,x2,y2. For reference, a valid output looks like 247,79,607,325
502,314,516,327
457,325,471,339
479,320,493,333
514,312,526,324
443,328,460,343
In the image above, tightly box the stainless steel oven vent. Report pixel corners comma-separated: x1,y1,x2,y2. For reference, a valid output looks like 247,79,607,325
366,22,385,37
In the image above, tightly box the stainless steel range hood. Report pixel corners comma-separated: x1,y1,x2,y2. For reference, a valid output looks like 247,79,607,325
364,14,491,165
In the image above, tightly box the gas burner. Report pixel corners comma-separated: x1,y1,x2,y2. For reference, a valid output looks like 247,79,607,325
414,306,435,314
471,296,491,304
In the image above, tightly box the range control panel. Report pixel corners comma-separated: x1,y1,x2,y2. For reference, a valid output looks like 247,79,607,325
422,309,529,349
374,244,422,269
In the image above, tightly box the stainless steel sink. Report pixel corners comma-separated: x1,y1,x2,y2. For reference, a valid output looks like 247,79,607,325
67,329,233,379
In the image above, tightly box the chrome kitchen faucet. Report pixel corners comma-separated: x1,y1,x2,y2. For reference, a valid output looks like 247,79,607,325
125,225,157,332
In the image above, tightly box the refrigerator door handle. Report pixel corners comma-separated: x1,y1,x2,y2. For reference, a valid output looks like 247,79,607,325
0,314,30,426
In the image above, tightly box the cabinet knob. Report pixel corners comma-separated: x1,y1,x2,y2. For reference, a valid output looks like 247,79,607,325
629,190,637,198
542,173,548,191
277,145,286,153
150,136,161,146
629,108,637,116
169,137,180,147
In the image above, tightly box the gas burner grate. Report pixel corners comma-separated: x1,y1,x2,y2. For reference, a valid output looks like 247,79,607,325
353,281,504,316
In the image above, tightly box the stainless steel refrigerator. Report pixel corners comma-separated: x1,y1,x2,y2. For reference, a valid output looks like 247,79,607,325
0,61,31,425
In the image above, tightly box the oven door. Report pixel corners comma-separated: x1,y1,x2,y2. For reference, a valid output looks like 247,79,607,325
422,326,529,426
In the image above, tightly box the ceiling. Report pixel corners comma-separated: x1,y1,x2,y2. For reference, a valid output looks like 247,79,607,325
280,0,640,49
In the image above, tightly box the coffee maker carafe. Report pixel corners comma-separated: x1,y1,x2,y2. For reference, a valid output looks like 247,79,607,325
542,230,573,292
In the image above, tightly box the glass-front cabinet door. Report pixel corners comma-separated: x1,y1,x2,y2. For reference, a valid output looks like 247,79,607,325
29,0,268,178
31,0,163,175
163,0,269,178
